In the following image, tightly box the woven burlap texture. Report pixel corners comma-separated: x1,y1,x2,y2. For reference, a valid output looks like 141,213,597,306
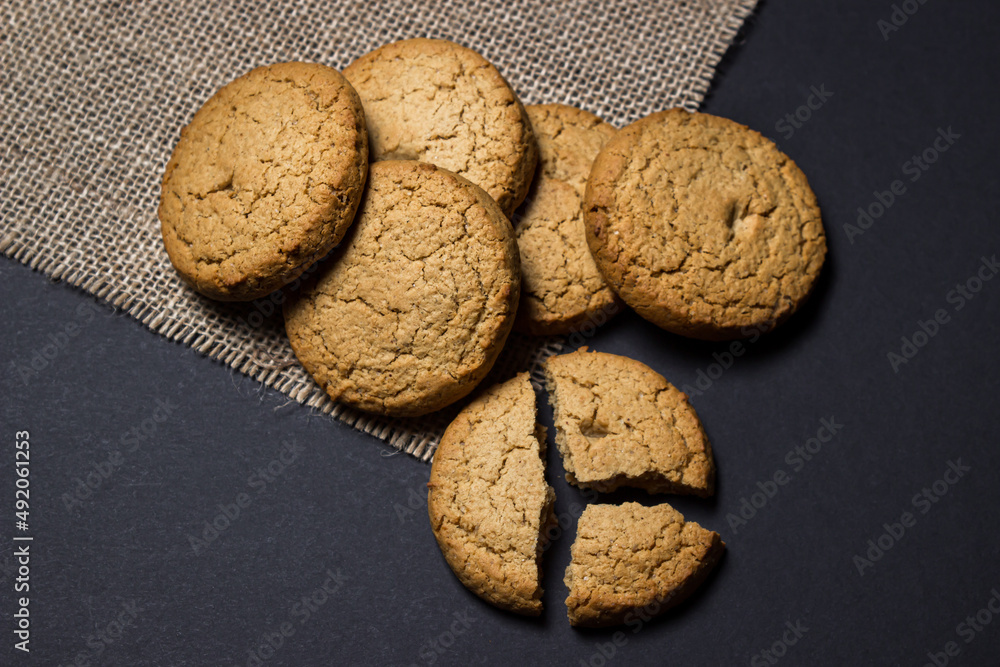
1,0,757,460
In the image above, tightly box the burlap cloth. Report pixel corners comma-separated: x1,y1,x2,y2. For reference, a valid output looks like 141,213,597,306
1,0,757,460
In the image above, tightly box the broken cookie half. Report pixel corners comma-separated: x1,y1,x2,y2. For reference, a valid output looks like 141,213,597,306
543,348,715,497
427,373,556,615
565,502,724,627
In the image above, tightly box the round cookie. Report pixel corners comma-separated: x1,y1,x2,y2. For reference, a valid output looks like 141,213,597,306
585,109,827,340
159,62,368,301
514,105,620,335
428,373,556,616
283,160,520,417
343,38,537,217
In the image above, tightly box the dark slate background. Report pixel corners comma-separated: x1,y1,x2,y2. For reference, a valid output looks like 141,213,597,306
2,1,999,665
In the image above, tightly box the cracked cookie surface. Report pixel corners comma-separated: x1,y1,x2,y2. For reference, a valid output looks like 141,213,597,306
343,38,537,217
513,105,620,335
543,348,714,497
585,109,826,340
427,373,556,615
159,62,368,301
283,160,519,417
564,502,724,627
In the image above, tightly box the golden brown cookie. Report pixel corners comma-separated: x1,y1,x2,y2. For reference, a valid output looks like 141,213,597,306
585,109,827,340
513,105,620,335
159,62,368,301
428,374,556,616
283,160,519,417
343,38,537,217
564,502,724,627
543,348,715,497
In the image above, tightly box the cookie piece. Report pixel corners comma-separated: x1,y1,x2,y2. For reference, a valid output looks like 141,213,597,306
283,160,519,417
343,38,537,217
543,348,714,497
585,109,827,340
428,374,556,615
564,502,724,627
159,62,368,301
514,105,620,335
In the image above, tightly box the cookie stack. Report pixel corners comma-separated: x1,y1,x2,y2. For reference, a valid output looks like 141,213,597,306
158,37,828,626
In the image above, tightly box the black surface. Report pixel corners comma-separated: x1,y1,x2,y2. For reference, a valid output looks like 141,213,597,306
3,2,1000,665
